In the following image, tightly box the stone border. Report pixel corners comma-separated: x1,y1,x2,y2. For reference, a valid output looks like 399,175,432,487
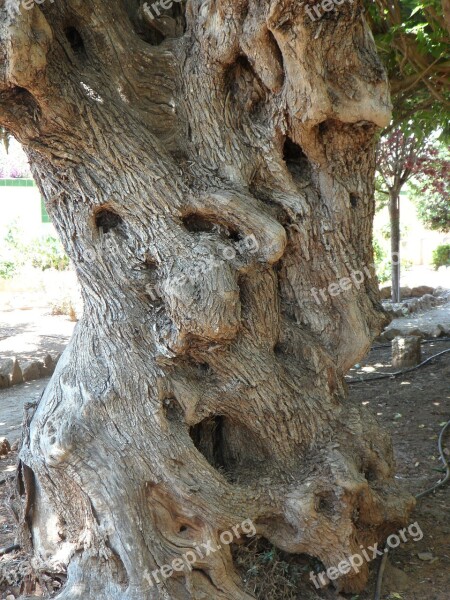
0,353,61,389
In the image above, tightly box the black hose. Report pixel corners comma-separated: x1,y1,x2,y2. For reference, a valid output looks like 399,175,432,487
347,347,450,384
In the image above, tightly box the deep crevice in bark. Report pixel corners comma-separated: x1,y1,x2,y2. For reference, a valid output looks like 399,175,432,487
189,417,270,484
64,26,86,57
94,207,123,233
350,193,359,208
227,56,268,116
283,137,310,181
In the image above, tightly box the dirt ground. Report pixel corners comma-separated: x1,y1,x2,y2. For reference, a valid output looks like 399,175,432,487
0,308,74,364
0,342,448,599
346,340,450,600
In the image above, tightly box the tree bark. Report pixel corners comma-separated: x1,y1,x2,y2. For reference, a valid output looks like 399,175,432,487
389,188,401,303
442,0,450,35
1,1,414,598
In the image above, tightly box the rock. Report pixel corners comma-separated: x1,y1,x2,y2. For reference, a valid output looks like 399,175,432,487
0,358,23,386
10,439,20,452
410,285,434,297
400,286,412,298
38,354,55,377
0,373,10,389
418,293,437,311
409,328,425,338
430,325,445,338
22,361,42,382
0,358,22,388
433,286,450,300
10,359,23,385
392,336,421,368
53,353,62,366
406,298,419,313
0,438,11,456
380,286,412,300
380,286,391,300
6,594,15,600
381,328,402,342
417,552,434,561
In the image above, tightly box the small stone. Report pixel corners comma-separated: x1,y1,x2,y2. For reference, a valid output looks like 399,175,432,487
407,298,419,313
379,286,391,300
0,373,10,389
416,293,437,311
409,328,424,338
6,595,15,600
0,438,11,456
0,358,22,387
10,359,23,385
392,336,421,368
418,552,434,561
38,354,55,377
400,286,412,298
22,361,41,382
382,328,402,342
410,285,434,297
430,325,445,338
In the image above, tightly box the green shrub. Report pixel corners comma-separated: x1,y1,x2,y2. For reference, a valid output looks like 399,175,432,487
0,259,17,279
0,223,69,279
432,244,450,270
29,235,70,271
373,237,390,284
372,236,412,284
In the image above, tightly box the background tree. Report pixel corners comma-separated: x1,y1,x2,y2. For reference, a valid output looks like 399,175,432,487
412,144,450,232
376,130,447,301
368,0,449,302
366,0,450,131
1,1,414,599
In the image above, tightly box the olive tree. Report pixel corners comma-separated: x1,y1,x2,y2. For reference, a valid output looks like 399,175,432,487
0,0,413,598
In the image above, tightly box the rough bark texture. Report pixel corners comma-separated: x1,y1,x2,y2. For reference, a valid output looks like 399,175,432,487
1,1,414,598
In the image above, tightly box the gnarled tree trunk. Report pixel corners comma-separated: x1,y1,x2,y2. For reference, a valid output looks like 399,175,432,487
1,1,414,598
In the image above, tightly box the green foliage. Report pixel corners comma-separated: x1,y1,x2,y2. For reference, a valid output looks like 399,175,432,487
415,192,450,232
372,236,412,283
0,223,22,279
0,223,69,280
375,174,390,210
410,143,450,232
28,235,70,271
373,237,391,283
0,259,16,280
432,244,450,270
366,0,450,137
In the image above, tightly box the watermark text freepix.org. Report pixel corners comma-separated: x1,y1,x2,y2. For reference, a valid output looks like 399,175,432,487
144,518,256,588
310,521,423,589
302,0,354,23
143,0,182,20
310,263,376,305
310,251,401,305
